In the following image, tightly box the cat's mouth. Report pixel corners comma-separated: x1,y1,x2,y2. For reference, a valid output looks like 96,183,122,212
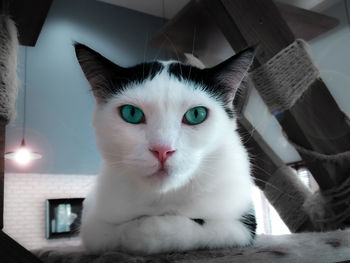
148,167,169,179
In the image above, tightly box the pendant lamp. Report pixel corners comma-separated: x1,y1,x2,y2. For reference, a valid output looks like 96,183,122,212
5,47,42,165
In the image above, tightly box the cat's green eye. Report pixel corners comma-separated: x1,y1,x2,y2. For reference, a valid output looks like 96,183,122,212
184,106,208,125
120,105,145,124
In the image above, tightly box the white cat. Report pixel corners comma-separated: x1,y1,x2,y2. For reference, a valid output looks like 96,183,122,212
74,43,256,254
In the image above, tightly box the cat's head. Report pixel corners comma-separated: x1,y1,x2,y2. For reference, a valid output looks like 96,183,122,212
75,43,254,193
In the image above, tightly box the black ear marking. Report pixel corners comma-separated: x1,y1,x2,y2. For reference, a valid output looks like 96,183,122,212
204,47,255,105
74,42,124,103
74,42,164,103
168,47,255,118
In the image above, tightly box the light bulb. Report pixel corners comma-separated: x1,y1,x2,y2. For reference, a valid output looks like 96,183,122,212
5,143,42,166
13,147,31,165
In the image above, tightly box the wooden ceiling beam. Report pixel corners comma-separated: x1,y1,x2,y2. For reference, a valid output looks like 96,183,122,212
5,0,53,46
149,1,339,66
277,2,339,41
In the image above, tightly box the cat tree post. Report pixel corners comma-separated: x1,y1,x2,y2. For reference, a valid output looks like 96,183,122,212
0,13,43,263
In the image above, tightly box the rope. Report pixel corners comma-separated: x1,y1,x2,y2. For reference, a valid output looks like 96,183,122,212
249,39,319,113
292,138,350,229
304,176,350,230
0,15,19,123
284,137,350,229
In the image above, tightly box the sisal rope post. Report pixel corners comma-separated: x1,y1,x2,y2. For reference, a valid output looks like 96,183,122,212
0,14,19,124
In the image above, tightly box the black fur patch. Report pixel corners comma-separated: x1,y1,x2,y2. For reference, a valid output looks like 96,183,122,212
167,48,254,119
240,211,257,240
167,63,227,100
167,63,236,118
191,218,205,225
167,63,205,86
256,250,288,256
75,43,164,102
325,239,341,248
109,62,164,93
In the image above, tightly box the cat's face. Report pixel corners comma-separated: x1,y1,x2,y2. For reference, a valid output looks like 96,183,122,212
75,44,254,192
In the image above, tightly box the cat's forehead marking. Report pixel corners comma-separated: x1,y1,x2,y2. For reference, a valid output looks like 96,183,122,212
119,64,210,106
108,61,235,119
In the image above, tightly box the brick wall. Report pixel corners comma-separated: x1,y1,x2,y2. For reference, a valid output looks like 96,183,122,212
3,173,95,250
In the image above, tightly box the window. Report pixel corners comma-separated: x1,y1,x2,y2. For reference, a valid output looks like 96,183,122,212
46,198,84,239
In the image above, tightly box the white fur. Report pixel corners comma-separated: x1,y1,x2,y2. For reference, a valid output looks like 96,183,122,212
80,65,254,254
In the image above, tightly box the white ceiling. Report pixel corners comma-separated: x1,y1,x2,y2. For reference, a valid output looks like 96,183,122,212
97,0,340,19
98,0,190,19
277,0,340,11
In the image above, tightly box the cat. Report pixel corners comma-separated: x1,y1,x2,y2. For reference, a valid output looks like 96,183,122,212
74,42,256,254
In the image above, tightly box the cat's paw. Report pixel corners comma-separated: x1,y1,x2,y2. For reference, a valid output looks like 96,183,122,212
120,215,201,254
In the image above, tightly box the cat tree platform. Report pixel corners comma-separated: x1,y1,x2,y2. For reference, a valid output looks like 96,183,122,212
34,229,350,263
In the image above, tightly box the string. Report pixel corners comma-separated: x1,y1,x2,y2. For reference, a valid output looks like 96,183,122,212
161,0,171,61
22,46,27,141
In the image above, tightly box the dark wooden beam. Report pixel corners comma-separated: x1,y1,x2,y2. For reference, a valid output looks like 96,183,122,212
276,2,339,41
0,231,43,263
6,0,53,46
277,111,334,189
201,0,350,192
281,80,350,187
216,0,295,60
149,1,339,66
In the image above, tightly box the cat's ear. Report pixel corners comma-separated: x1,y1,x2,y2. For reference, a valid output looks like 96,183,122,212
74,42,124,103
206,47,255,104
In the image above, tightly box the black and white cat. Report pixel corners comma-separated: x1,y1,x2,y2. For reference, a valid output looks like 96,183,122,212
74,43,256,254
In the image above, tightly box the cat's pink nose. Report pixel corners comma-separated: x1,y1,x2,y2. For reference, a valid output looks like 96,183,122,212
150,146,176,163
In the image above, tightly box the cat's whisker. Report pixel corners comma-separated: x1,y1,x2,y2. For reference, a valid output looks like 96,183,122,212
152,38,167,62
188,26,197,79
251,177,299,201
201,156,223,161
249,164,301,201
250,162,275,177
163,33,183,75
238,128,257,145
142,32,149,79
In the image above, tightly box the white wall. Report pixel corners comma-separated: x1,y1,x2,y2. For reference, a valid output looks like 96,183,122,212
3,173,95,250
